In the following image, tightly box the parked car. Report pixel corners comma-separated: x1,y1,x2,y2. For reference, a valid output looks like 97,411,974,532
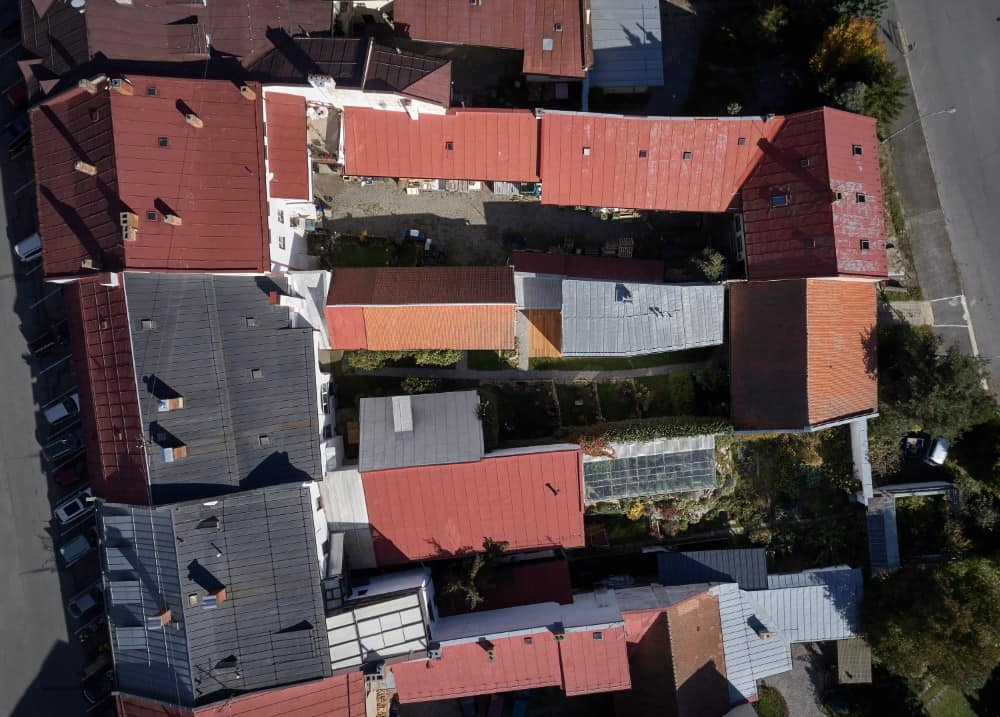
26,322,69,358
82,669,114,706
2,115,30,156
13,232,41,263
43,392,80,425
54,459,86,488
59,529,96,567
53,486,93,525
68,584,103,619
43,429,83,463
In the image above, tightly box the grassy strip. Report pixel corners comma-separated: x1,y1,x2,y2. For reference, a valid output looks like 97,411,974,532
529,348,713,371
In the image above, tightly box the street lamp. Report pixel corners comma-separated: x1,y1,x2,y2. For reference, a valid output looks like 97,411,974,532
881,107,957,144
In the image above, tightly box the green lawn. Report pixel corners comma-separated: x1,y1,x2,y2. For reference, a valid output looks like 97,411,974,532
925,682,976,717
528,348,712,371
754,686,788,717
467,351,506,370
329,239,420,268
597,381,638,422
556,383,600,426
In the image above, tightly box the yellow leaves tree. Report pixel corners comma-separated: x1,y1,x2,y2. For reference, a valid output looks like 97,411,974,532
810,16,887,76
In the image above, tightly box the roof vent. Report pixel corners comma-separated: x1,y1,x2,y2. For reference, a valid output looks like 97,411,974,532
308,74,336,90
552,622,566,641
109,77,134,96
184,112,204,129
542,38,554,52
74,161,97,176
427,642,442,660
392,395,413,433
239,84,256,101
163,213,183,226
163,444,188,462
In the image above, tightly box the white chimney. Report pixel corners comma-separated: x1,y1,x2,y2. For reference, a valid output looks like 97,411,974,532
392,395,413,433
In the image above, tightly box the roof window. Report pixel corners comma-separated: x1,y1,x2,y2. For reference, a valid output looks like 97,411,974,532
258,434,271,447
683,151,692,160
737,137,746,146
835,190,844,201
542,38,554,52
554,22,563,32
158,137,169,148
852,144,863,156
250,368,264,381
800,158,810,167
244,316,257,328
445,141,454,151
89,108,101,123
770,194,789,208
146,210,157,221
638,149,648,158
593,631,603,640
860,239,871,251
146,85,158,97
140,319,157,330
582,146,591,156
523,636,533,645
856,192,866,203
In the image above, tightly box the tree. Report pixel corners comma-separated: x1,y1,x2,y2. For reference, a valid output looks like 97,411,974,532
412,349,463,367
831,80,867,114
443,539,508,611
864,556,1000,691
834,0,888,20
401,376,441,394
863,59,908,133
756,2,790,45
346,350,404,371
691,247,727,281
810,16,886,77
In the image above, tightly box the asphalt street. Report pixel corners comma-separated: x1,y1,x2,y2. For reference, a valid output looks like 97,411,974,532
0,30,88,717
889,1,1000,382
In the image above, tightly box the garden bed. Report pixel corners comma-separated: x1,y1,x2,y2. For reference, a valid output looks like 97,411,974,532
597,381,638,422
491,381,560,441
556,382,600,426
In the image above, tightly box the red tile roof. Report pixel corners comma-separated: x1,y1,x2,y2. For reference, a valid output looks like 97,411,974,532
392,626,630,703
32,76,269,277
362,448,585,565
539,112,779,212
264,93,309,200
730,279,878,429
512,251,664,282
64,277,149,505
116,672,366,717
740,108,887,280
393,0,588,78
325,306,368,350
361,306,516,350
328,267,516,305
343,108,539,182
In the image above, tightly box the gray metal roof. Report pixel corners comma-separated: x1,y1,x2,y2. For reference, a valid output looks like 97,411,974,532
560,280,724,356
589,0,665,89
514,273,564,310
359,391,484,472
99,485,330,706
124,273,321,505
583,436,717,501
614,582,710,612
658,549,768,591
759,568,863,643
714,583,792,703
867,494,901,572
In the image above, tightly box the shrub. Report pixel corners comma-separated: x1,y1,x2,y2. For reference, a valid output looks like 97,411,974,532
401,376,441,394
476,388,500,451
834,0,888,20
667,373,697,415
412,349,463,367
810,16,886,77
691,247,726,281
346,350,404,371
572,416,733,447
863,59,908,134
831,80,867,113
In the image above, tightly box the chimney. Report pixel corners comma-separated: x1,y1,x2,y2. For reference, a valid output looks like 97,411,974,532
120,211,138,241
211,587,227,604
157,396,185,412
269,290,280,305
239,84,256,101
109,77,134,96
77,74,106,95
80,258,101,271
754,622,773,640
402,98,419,121
163,444,188,462
74,160,97,176
391,395,413,433
158,608,172,625
184,112,204,129
163,213,183,226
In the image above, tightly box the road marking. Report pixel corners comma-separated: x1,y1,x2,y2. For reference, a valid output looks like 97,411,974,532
928,295,964,302
931,324,968,328
29,287,62,309
39,355,70,374
14,177,33,195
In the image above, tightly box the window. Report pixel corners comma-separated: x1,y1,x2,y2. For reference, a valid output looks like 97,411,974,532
737,137,747,146
770,194,789,208
523,636,533,645
835,190,843,200
244,316,257,328
444,141,454,151
250,368,264,381
860,239,871,250
852,144,863,156
277,209,284,223
582,146,591,156
258,434,271,447
146,86,158,96
683,151,692,160
140,319,157,330
856,192,866,203
638,149,648,158
158,137,169,148
146,210,157,221
278,236,286,250
554,22,563,31
592,631,604,640
800,158,810,167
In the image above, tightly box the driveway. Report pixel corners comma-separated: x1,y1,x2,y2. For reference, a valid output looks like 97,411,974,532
761,642,835,717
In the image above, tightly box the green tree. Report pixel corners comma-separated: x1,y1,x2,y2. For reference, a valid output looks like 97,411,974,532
443,539,508,611
865,556,1000,691
412,349,463,367
400,376,441,394
834,0,888,20
863,59,908,133
831,80,867,113
346,350,404,371
756,2,790,45
691,247,727,281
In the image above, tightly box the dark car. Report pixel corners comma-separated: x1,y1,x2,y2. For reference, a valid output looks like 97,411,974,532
43,430,84,463
82,669,114,706
2,115,30,157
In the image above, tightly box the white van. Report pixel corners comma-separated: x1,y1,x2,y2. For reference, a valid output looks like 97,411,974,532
13,232,41,263
44,392,80,425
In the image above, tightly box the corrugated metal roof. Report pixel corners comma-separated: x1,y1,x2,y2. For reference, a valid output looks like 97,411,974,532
714,583,793,703
512,252,665,283
362,447,584,565
393,0,588,78
125,273,321,504
538,111,779,212
264,92,309,200
589,0,664,89
65,278,150,505
32,77,269,277
343,107,540,182
560,280,724,356
583,435,717,501
328,267,515,305
658,549,768,591
759,567,863,642
867,494,901,572
837,637,873,684
359,391,484,473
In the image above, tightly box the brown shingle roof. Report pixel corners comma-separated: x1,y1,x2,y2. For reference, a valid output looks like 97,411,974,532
328,267,515,305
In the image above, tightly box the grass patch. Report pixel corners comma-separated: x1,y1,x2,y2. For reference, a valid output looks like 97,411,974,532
882,286,925,302
556,383,600,426
329,238,420,268
529,348,712,371
467,351,506,371
635,372,697,417
597,381,638,422
755,686,788,717
492,382,560,441
925,682,976,717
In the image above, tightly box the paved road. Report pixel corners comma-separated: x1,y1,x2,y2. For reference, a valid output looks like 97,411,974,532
889,1,1000,382
0,34,87,717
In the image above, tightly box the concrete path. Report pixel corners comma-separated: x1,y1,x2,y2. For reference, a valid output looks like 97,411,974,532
762,643,834,717
366,361,707,383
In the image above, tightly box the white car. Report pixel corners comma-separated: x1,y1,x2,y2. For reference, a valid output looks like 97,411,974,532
53,486,93,526
13,232,41,263
43,392,80,425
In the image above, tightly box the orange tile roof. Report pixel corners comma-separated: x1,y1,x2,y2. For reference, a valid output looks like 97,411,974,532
362,305,516,350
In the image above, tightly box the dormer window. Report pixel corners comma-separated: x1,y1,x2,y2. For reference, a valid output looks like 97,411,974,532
852,144,863,156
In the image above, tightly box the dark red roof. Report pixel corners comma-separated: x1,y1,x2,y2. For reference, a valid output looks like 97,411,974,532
435,558,573,616
32,76,269,277
740,108,887,279
343,108,539,182
391,625,630,703
264,92,309,200
730,279,878,429
393,0,588,78
512,251,664,282
365,45,452,107
539,112,780,212
328,267,515,305
64,277,149,505
116,671,366,717
362,448,584,565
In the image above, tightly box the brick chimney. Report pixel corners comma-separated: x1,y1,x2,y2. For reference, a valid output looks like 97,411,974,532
158,608,172,625
110,77,134,96
77,75,106,95
184,112,204,129
74,161,97,176
211,587,227,604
